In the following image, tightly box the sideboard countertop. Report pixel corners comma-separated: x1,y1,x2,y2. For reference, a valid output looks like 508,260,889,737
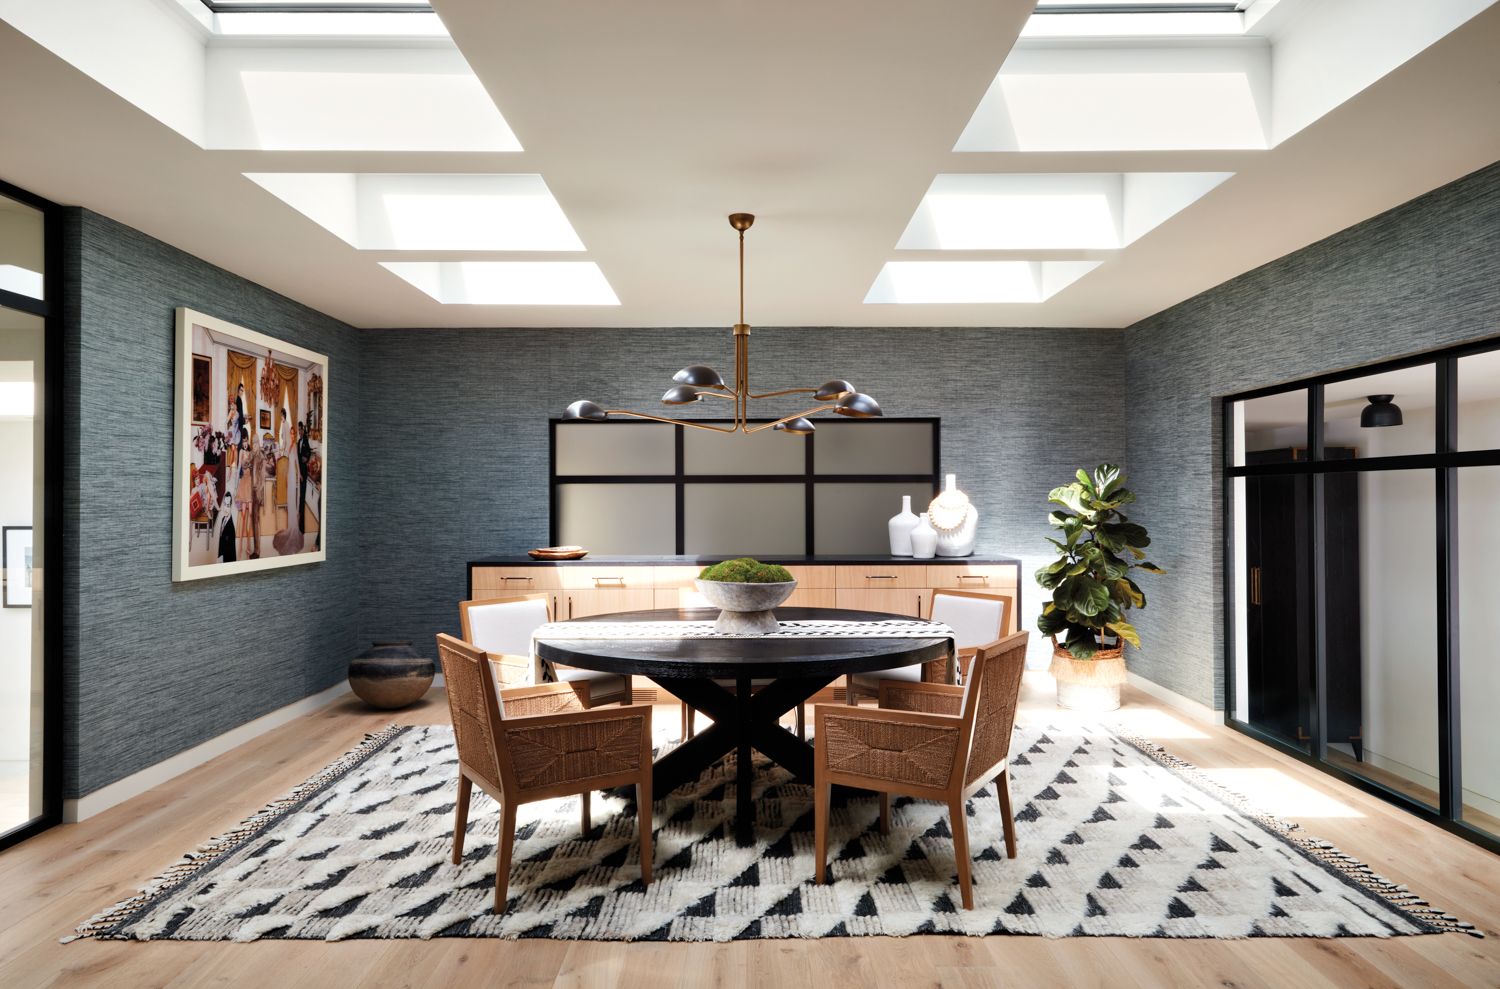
469,554,1023,567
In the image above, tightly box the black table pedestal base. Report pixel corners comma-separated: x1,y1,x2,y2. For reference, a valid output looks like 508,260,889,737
651,675,836,845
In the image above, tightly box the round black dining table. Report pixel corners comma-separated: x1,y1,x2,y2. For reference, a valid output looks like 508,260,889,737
534,606,951,844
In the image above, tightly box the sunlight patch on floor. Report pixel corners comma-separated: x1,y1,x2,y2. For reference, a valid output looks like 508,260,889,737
1200,767,1365,819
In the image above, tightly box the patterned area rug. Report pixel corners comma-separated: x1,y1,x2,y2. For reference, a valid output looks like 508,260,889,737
73,722,1474,942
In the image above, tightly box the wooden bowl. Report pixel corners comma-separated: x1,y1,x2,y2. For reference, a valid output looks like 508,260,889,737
529,546,588,560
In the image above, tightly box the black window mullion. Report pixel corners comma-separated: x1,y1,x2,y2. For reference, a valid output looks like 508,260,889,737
1307,384,1327,761
804,430,815,555
674,424,685,556
1436,358,1461,820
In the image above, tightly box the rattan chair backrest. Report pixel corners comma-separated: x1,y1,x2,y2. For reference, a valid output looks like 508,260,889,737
959,630,1030,787
437,633,508,793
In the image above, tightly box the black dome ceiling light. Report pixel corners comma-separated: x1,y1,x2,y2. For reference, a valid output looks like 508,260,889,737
562,214,882,435
1359,395,1403,428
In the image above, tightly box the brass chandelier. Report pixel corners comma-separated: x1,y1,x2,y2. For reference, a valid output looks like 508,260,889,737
562,213,882,434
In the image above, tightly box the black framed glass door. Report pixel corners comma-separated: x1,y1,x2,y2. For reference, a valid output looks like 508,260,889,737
1224,341,1500,854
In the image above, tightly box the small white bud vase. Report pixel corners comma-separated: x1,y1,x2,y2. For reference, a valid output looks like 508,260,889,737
910,512,938,559
888,495,918,556
930,473,978,557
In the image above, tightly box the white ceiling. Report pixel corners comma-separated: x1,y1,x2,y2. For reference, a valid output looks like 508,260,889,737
0,0,1498,329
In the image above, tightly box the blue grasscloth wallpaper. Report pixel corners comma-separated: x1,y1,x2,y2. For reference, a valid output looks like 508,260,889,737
353,326,1126,667
58,155,1500,797
1124,159,1500,709
62,209,362,798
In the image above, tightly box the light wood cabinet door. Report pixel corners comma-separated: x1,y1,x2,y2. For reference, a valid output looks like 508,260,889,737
563,588,657,619
926,563,1020,591
471,565,563,594
783,565,836,588
784,587,837,608
652,566,702,593
835,564,928,590
835,587,929,618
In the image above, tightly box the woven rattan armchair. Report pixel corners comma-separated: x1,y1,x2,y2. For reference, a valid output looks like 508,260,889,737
846,589,1014,704
813,629,1029,909
436,633,654,914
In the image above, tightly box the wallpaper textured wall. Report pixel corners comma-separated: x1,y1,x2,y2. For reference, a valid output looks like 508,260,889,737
1124,159,1500,710
60,208,362,798
354,327,1125,664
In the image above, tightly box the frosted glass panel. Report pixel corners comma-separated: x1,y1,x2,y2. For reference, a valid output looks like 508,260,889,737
1323,364,1433,457
683,483,803,555
555,423,673,475
1457,350,1500,452
556,483,675,554
814,482,935,555
1459,466,1500,837
684,426,803,475
813,421,931,474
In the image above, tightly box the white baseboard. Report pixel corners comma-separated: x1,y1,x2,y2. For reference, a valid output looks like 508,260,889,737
63,679,352,823
1125,671,1225,726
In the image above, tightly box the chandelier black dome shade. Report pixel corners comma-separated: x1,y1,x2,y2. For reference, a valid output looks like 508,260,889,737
562,214,882,434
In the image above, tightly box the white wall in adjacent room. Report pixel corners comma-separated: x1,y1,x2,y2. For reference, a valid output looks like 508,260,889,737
0,416,33,780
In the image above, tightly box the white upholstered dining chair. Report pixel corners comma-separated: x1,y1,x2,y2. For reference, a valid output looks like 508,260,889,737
845,588,1013,705
459,594,632,706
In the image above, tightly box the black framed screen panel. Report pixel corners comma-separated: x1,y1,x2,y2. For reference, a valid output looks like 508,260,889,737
549,417,941,555
1221,336,1500,854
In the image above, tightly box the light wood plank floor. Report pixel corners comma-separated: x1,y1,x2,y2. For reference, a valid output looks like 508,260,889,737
3,677,1497,989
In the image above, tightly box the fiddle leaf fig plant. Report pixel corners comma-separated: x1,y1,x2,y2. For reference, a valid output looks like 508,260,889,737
1035,464,1166,660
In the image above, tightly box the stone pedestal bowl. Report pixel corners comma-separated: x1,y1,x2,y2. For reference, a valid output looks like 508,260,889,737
693,578,798,634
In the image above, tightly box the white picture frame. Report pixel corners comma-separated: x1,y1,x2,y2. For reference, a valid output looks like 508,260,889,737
172,308,328,581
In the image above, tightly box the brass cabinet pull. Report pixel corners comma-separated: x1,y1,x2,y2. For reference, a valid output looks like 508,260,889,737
957,574,988,582
866,574,897,579
502,575,532,581
1250,567,1261,606
593,576,625,585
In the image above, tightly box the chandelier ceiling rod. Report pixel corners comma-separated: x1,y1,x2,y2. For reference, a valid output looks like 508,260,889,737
562,213,882,435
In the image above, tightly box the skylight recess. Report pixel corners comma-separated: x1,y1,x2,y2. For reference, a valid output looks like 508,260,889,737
955,47,1269,152
382,262,620,305
244,174,584,250
863,261,1101,304
896,172,1233,251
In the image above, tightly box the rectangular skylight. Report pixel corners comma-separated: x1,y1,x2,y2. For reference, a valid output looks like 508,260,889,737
381,262,620,305
215,13,449,36
896,172,1233,251
244,174,584,250
863,261,1101,304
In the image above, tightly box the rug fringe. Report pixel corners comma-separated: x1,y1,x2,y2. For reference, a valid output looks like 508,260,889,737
64,724,410,944
1104,721,1481,938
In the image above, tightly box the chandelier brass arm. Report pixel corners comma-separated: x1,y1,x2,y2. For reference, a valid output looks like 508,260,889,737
562,213,882,435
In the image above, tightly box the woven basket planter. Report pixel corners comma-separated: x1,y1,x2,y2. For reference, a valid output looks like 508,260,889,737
1049,637,1126,712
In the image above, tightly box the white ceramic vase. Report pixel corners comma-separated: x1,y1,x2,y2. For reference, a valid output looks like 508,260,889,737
888,495,918,556
930,473,978,557
910,513,938,559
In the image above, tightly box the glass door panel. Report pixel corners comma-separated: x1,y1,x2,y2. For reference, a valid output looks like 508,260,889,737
1321,468,1439,809
0,305,43,837
1240,466,1312,751
1459,465,1500,837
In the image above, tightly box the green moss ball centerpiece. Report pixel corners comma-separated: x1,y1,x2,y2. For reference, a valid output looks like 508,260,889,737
693,558,798,634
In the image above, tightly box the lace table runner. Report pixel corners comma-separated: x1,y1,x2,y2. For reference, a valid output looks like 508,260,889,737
533,619,955,641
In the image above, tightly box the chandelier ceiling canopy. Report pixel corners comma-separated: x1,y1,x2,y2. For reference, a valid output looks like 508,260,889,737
562,214,882,434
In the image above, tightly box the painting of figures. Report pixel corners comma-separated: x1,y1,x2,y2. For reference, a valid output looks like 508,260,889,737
173,308,327,581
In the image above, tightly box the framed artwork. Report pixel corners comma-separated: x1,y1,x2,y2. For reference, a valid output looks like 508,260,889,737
191,355,212,425
173,308,328,581
3,526,32,608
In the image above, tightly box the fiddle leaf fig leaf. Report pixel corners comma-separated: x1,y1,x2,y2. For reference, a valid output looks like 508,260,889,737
1106,621,1141,649
1135,561,1167,574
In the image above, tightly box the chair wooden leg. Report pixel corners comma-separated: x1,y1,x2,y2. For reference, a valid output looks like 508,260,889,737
995,769,1017,860
581,790,591,836
495,798,518,915
452,774,472,865
878,791,890,836
814,781,831,885
949,797,973,910
637,778,653,887
796,702,806,741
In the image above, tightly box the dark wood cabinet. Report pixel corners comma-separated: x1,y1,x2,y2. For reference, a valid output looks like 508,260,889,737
1244,448,1362,757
